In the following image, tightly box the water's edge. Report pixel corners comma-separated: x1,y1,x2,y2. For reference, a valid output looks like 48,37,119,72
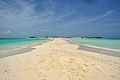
65,39,120,58
0,38,52,58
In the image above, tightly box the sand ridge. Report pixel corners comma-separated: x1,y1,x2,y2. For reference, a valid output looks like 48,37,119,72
0,38,120,80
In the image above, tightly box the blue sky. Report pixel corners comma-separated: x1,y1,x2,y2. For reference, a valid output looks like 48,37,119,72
0,0,120,38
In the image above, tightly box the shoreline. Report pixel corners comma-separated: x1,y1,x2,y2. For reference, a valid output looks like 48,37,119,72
80,44,120,52
0,47,35,58
0,38,120,59
65,39,120,58
0,39,52,58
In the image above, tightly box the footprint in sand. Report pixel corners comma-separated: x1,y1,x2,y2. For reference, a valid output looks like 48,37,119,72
3,68,11,74
82,64,89,72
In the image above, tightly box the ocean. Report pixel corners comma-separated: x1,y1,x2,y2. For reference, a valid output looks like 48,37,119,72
0,38,50,58
66,38,120,51
0,38,50,49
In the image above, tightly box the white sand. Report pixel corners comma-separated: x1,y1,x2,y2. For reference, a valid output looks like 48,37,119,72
0,38,120,80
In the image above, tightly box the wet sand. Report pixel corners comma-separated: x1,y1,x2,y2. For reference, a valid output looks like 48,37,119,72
0,38,120,80
78,44,120,58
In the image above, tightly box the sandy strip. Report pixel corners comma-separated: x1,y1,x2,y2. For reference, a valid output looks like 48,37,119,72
0,38,120,80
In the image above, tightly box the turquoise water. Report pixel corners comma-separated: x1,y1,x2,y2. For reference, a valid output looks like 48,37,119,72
66,38,120,50
0,38,50,49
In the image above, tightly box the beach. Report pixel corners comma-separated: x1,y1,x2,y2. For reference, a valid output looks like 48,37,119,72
0,38,120,80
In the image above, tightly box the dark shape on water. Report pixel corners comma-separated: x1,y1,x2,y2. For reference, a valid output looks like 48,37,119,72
29,36,38,38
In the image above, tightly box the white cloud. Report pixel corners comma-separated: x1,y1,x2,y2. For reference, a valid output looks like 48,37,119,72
0,0,78,30
85,10,114,22
65,10,114,25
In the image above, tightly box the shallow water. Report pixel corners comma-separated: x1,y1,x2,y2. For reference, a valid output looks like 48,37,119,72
0,38,49,49
66,38,120,50
0,38,50,58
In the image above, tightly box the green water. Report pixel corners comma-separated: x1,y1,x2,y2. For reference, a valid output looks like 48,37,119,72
0,38,50,58
66,38,120,50
0,38,50,49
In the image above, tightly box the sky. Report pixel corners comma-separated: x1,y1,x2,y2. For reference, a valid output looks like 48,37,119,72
0,0,120,38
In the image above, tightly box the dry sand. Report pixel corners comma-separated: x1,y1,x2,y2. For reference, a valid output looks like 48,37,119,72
0,38,120,80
